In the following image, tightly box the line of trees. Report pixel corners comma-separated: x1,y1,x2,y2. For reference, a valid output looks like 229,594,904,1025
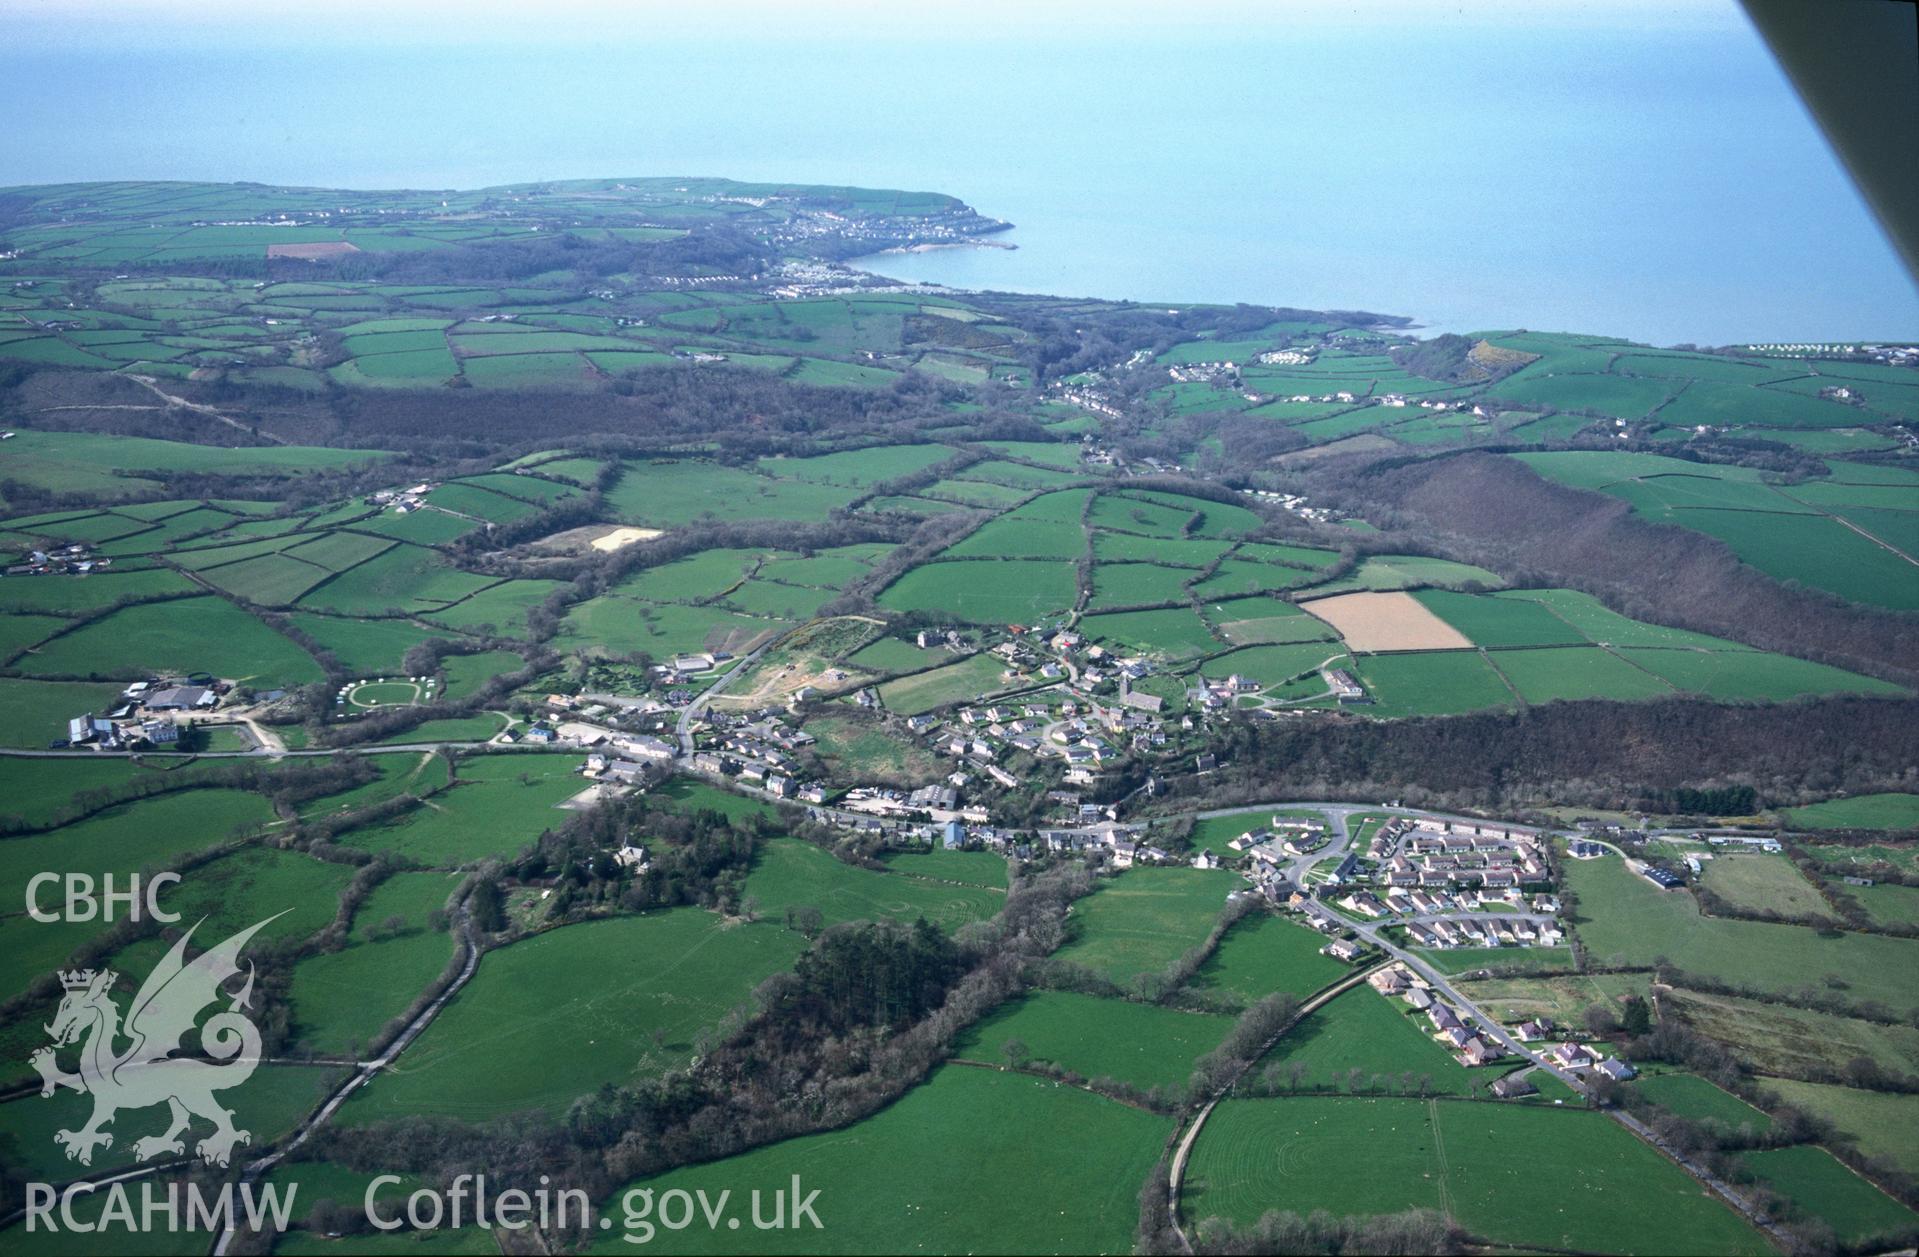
1141,694,1919,817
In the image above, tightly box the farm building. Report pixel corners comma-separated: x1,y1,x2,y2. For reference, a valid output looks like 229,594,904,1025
67,714,116,745
144,685,217,711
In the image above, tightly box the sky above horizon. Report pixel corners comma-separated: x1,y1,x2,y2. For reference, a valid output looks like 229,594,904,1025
4,0,1915,344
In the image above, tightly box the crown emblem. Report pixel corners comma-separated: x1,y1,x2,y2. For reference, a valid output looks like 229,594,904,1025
59,969,103,990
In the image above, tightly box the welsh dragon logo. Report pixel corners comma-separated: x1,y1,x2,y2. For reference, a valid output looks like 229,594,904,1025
30,914,282,1168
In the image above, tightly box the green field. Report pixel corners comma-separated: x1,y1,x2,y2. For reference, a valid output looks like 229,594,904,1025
1453,972,1647,1026
213,545,385,606
651,777,780,823
0,677,128,747
1192,558,1320,599
1614,646,1899,702
944,516,1086,561
1736,1146,1916,1245
1185,1096,1764,1254
289,871,460,1054
954,990,1231,1090
589,1064,1167,1256
1493,587,1756,650
0,566,198,614
1352,651,1515,717
284,612,452,677
284,529,397,572
1514,451,1919,610
1631,1073,1772,1131
299,752,449,821
440,649,522,699
1187,911,1349,1005
1306,554,1503,596
296,545,498,616
1566,850,1919,1008
1664,508,1919,610
875,560,1078,624
157,845,356,944
0,755,191,824
756,545,889,590
1488,646,1675,704
558,593,786,659
18,596,323,684
0,1063,345,1185
1698,855,1832,919
1415,589,1588,647
1200,643,1347,693
873,651,1015,715
743,839,1002,932
806,715,943,783
606,460,861,526
336,754,582,864
1784,793,1919,831
355,504,480,545
876,845,1008,888
0,429,389,500
1093,531,1233,567
1847,880,1919,929
723,577,836,620
844,634,950,674
0,788,278,1002
0,785,273,904
339,911,804,1121
1491,370,1675,418
1186,813,1291,855
1080,606,1221,659
1757,1078,1919,1175
422,578,565,636
1054,867,1235,986
1087,492,1195,537
1800,840,1919,877
607,548,765,602
1258,988,1483,1095
1661,986,1919,1081
1202,596,1339,648
1087,562,1196,609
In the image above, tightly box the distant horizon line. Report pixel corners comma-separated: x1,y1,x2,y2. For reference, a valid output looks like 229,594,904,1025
4,172,1913,350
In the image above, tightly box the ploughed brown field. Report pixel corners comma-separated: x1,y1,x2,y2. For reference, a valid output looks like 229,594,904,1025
1300,590,1472,652
267,240,363,259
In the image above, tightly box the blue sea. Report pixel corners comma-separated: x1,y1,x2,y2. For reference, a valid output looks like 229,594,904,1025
4,1,1914,346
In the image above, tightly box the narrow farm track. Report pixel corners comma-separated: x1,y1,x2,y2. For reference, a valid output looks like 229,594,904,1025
1427,1097,1455,1218
1829,511,1919,566
0,1157,191,1232
1758,479,1919,567
124,374,291,445
1165,963,1383,1253
212,909,483,1256
0,932,460,1237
